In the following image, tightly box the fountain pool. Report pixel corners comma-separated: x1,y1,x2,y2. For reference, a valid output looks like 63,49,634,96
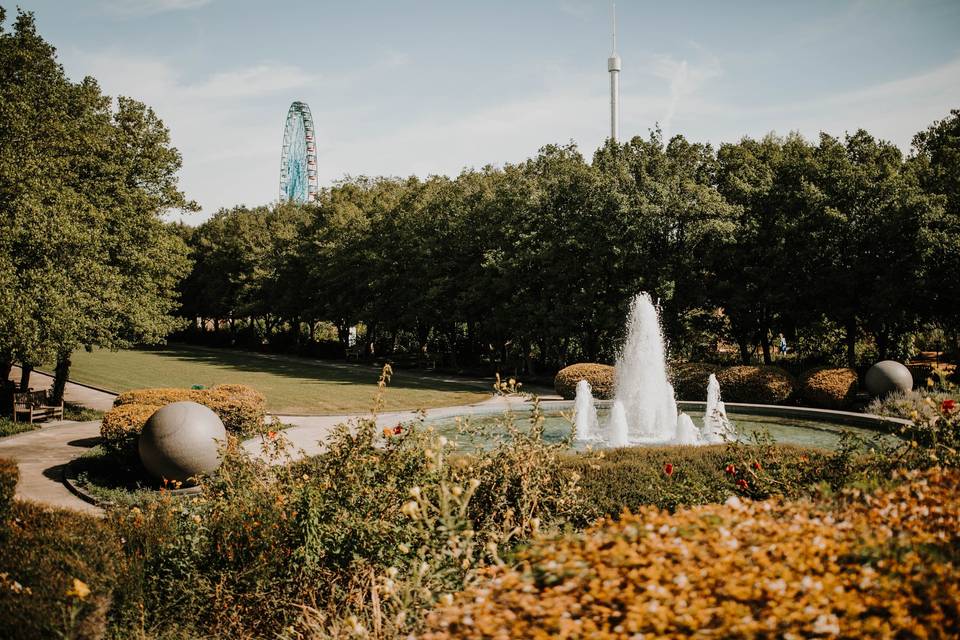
421,402,901,452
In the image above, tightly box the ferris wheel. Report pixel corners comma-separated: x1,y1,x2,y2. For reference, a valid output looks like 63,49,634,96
279,101,318,203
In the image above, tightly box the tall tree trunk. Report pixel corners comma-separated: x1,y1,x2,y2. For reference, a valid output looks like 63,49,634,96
876,328,889,362
19,363,33,392
736,336,751,365
51,351,71,405
846,319,857,368
760,332,772,365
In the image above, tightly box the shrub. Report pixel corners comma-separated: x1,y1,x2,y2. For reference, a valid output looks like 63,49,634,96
562,443,833,521
0,502,127,640
866,388,954,422
100,403,159,451
423,467,960,639
554,363,615,400
715,365,797,404
113,387,202,407
669,362,719,401
799,366,859,409
0,458,17,525
102,384,266,450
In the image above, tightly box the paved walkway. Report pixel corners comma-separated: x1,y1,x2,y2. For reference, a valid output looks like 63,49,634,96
0,420,103,514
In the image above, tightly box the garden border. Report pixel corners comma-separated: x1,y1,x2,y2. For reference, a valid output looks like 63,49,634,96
63,457,201,508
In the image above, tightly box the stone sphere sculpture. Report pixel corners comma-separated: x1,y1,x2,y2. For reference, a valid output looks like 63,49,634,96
864,360,913,397
138,401,226,484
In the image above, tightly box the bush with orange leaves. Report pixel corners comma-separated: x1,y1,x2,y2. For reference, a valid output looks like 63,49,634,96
423,467,960,639
102,384,266,451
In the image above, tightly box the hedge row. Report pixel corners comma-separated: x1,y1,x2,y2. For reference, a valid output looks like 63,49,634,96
101,384,266,450
558,363,869,409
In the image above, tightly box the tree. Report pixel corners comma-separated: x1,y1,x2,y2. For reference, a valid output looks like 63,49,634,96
0,8,192,401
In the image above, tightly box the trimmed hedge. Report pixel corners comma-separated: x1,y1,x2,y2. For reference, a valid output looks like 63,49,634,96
554,363,615,400
800,366,859,409
102,384,266,450
100,403,160,450
669,362,720,401
0,502,127,640
715,365,797,404
0,458,17,525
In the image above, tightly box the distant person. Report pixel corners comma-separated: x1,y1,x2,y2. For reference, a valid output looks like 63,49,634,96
778,333,788,357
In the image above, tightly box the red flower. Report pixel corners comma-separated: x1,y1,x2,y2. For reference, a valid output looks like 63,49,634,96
941,399,957,414
382,427,393,437
663,463,674,476
752,461,762,471
267,430,277,440
724,464,736,475
736,479,749,490
393,424,403,435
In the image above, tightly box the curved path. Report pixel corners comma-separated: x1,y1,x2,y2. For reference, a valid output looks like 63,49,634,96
3,366,544,514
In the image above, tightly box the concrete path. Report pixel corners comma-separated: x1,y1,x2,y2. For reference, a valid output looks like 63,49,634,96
0,420,103,515
9,365,117,412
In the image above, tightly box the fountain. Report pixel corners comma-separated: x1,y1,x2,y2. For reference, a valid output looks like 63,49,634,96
573,379,600,441
701,373,732,443
574,292,736,447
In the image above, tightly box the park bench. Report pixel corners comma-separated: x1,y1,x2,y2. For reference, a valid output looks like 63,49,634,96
12,390,63,423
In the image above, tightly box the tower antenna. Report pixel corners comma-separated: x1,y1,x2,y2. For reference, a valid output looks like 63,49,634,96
607,1,622,142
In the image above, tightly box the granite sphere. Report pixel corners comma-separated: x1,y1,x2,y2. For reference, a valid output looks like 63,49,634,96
865,360,914,396
138,401,226,484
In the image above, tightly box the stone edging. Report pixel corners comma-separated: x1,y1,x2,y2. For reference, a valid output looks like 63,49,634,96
63,458,201,509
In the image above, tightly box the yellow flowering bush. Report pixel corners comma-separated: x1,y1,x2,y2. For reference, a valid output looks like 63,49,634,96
424,467,960,639
554,363,615,399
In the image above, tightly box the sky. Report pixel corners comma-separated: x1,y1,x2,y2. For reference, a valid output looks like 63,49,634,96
10,0,960,222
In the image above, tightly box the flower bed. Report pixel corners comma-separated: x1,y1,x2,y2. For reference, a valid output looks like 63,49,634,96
424,467,960,638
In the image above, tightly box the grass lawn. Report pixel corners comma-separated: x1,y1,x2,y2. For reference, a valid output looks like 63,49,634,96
67,344,493,414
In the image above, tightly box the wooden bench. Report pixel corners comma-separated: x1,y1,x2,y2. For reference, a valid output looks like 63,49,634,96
12,390,63,423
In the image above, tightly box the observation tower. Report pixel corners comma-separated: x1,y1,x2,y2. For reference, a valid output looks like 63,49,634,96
608,2,621,142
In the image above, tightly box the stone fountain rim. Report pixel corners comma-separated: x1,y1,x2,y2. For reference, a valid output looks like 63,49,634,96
440,398,911,432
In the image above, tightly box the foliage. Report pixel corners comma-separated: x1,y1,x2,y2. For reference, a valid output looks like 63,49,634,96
0,418,37,438
91,368,583,638
866,388,955,422
0,501,127,640
715,365,797,404
99,403,158,451
554,363,615,399
668,362,719,401
423,467,960,639
0,8,192,401
563,443,833,520
799,366,859,409
101,383,266,450
0,457,15,524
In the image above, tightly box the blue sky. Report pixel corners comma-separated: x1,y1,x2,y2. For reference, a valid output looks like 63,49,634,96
11,0,960,221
